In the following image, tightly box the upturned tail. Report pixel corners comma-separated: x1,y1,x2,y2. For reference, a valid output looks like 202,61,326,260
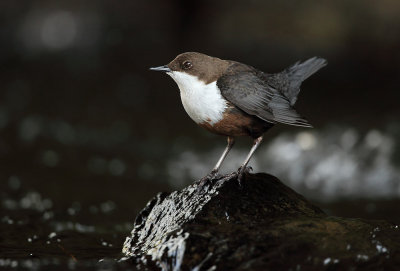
281,57,327,105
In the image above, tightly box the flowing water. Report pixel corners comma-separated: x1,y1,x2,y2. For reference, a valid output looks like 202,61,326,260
1,123,400,270
1,1,400,269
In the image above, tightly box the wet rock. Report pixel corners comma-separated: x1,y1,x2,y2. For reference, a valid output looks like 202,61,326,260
122,173,400,270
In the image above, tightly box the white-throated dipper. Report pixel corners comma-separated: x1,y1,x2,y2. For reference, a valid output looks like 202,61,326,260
150,52,326,184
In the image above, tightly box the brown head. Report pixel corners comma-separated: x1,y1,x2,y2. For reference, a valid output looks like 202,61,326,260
150,52,230,84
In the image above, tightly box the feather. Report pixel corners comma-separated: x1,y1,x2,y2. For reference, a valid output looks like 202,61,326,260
217,63,313,127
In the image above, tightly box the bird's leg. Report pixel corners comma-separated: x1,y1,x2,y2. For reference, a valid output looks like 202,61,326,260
198,136,235,186
237,135,263,184
212,136,235,175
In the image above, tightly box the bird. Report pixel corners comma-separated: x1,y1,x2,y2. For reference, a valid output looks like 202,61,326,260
150,52,326,185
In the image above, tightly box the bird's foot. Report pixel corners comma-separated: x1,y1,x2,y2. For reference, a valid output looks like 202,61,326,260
196,169,222,192
236,166,253,186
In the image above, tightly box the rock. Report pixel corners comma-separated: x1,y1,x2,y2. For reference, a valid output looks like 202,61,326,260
122,173,400,270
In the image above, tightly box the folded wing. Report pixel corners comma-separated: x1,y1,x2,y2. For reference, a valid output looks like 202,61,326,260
217,63,312,127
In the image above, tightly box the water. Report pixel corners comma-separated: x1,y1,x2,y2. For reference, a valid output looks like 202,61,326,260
2,101,400,269
0,185,133,270
1,1,400,268
2,125,400,269
167,124,400,201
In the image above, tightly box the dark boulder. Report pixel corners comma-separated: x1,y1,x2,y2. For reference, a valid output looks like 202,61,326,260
122,173,400,270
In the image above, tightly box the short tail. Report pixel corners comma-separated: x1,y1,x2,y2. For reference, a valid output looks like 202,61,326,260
283,57,327,105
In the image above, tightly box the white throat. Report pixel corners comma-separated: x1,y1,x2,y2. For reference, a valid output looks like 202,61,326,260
167,71,227,124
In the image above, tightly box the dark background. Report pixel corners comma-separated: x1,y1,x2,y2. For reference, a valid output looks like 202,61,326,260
1,0,400,268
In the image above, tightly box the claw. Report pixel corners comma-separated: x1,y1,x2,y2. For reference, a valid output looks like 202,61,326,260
236,166,252,186
196,170,222,192
196,178,210,193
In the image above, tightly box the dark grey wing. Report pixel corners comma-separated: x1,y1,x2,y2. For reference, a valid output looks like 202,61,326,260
217,64,312,127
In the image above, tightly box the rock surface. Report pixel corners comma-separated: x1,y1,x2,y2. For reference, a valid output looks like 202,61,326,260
122,173,400,270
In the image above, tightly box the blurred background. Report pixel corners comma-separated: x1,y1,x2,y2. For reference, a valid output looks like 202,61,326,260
1,0,400,269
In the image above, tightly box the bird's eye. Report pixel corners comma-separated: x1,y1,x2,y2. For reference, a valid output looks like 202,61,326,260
182,61,193,70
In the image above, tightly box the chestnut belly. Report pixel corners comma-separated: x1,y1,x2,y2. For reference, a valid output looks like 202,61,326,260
199,106,273,138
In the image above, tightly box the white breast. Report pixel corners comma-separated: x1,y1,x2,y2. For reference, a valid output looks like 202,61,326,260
167,71,227,124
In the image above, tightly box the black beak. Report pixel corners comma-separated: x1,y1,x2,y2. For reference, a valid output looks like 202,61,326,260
149,65,171,72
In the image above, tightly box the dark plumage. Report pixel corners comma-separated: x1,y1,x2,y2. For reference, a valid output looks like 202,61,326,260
150,52,327,184
218,58,327,128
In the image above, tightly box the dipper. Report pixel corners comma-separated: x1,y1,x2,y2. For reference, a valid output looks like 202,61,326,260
150,52,326,184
